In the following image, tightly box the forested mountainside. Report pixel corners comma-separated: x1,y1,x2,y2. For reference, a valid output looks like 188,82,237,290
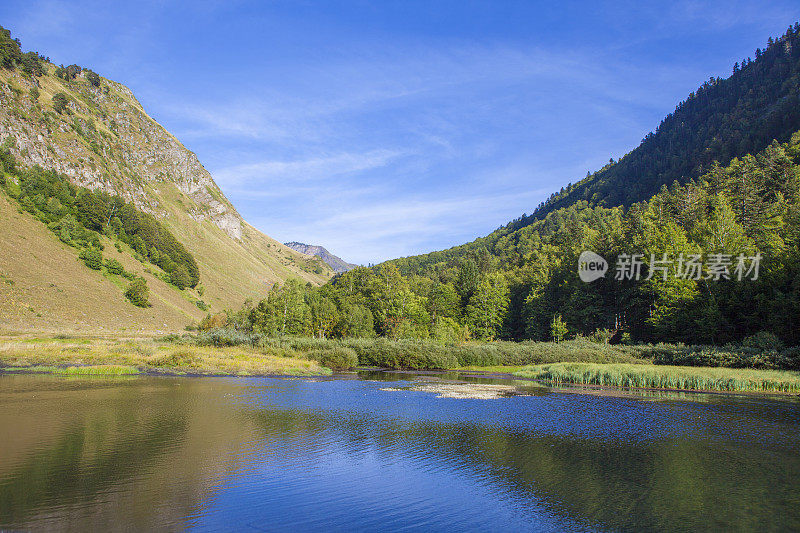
390,23,800,278
533,23,800,219
233,132,800,346
225,23,800,346
284,242,357,273
0,26,331,331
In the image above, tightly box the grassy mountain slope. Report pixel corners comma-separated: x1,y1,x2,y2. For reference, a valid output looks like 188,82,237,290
0,193,203,333
389,23,800,276
0,37,332,331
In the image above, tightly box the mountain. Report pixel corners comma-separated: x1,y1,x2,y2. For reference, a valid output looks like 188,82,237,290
0,27,332,333
360,23,800,344
284,242,357,273
389,23,800,278
520,24,800,229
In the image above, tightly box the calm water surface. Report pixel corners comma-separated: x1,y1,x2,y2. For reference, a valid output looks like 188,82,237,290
0,372,799,532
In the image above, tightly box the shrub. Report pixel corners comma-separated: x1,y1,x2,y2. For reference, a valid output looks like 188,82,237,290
198,313,227,331
195,328,258,347
79,248,103,270
125,278,150,307
589,328,615,344
306,347,358,370
741,331,785,352
150,348,202,369
778,347,800,370
52,92,69,114
170,264,191,289
348,338,458,369
645,342,797,370
86,70,100,87
103,258,125,275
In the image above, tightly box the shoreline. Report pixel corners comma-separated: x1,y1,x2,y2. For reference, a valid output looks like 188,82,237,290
375,368,800,398
4,363,800,401
2,334,798,397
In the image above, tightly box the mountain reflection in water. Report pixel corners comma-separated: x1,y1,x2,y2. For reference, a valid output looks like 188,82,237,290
0,373,798,532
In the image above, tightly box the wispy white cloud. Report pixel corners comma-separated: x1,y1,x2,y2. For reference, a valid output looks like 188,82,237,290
7,0,796,264
175,41,708,263
250,186,551,264
212,149,403,188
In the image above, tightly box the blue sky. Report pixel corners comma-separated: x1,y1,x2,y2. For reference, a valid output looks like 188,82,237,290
2,1,799,264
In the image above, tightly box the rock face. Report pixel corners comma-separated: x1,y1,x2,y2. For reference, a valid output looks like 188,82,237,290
284,242,357,273
0,69,242,239
0,64,332,316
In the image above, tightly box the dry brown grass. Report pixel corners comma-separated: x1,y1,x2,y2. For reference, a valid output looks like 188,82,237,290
0,335,330,376
0,194,203,333
0,64,334,326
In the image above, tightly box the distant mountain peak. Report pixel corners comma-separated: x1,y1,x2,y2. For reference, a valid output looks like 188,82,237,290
284,242,357,273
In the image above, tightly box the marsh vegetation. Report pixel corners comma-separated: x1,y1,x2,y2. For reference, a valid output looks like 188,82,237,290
3,333,799,394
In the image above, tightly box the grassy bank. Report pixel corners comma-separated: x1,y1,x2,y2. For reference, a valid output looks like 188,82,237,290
1,333,649,377
198,333,649,369
513,362,800,393
5,364,140,375
5,333,800,393
0,336,331,376
190,329,800,371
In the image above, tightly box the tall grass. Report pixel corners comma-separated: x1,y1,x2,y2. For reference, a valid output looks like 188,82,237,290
305,347,358,371
14,365,140,375
0,337,331,376
514,362,800,393
640,344,800,370
228,336,647,370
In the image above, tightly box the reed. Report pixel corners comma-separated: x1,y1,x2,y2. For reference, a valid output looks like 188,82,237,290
513,362,800,393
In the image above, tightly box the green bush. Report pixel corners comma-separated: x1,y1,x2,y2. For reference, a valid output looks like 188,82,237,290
103,258,125,275
79,248,103,270
589,328,615,344
86,70,100,87
195,328,259,347
170,264,191,290
347,338,458,369
252,336,647,370
644,342,799,370
125,278,150,307
742,331,785,352
306,347,358,370
150,349,202,369
52,92,69,114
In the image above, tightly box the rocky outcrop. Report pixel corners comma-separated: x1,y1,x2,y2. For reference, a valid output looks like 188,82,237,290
0,68,242,239
284,242,357,273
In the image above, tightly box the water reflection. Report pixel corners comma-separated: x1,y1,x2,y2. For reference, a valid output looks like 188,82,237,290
1,373,798,532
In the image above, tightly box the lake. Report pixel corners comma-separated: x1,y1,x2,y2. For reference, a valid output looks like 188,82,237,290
1,372,799,532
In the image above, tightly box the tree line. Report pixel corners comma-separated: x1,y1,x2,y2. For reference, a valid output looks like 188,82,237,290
500,23,800,239
226,133,800,347
0,25,47,77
